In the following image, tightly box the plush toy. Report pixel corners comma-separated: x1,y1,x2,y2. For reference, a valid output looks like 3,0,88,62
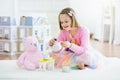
17,36,43,70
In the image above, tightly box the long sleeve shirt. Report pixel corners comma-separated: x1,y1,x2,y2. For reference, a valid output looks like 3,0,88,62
57,27,90,55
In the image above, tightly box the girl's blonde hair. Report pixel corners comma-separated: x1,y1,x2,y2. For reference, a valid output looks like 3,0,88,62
58,7,79,30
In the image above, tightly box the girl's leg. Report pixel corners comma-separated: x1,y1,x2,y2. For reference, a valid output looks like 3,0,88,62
74,53,91,69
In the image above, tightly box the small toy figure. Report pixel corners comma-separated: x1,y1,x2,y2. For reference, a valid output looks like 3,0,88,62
17,36,43,70
51,41,63,53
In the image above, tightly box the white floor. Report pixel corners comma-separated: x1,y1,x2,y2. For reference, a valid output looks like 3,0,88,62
0,57,120,80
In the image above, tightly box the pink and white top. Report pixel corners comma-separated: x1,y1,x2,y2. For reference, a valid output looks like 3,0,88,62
57,27,90,55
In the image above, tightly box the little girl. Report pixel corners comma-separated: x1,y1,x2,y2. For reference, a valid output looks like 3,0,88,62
49,7,104,69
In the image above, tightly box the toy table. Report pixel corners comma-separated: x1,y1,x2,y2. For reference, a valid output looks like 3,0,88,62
38,58,55,71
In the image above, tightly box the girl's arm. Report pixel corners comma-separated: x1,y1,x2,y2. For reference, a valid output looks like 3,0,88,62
69,27,90,55
57,30,66,42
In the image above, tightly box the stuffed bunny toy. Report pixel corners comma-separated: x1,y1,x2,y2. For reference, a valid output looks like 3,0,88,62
17,36,43,70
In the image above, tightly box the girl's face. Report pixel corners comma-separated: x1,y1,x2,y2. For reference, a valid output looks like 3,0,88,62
60,14,72,31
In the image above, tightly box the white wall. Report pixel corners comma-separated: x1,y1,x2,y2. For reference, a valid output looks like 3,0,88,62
69,0,103,39
0,0,104,39
0,0,15,16
0,0,70,38
114,1,120,45
17,0,70,38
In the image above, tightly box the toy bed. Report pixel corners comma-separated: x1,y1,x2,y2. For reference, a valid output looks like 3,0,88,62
0,57,120,80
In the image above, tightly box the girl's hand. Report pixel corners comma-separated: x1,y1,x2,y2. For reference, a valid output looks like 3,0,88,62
49,39,56,46
61,41,72,48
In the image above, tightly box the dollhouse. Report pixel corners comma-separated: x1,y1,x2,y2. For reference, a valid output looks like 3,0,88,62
0,16,18,55
0,15,51,55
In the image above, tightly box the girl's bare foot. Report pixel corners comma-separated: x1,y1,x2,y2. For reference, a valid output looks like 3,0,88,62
77,63,85,70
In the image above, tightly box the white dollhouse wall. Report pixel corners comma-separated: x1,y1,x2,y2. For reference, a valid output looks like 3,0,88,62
0,16,18,55
0,14,52,55
32,15,52,58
